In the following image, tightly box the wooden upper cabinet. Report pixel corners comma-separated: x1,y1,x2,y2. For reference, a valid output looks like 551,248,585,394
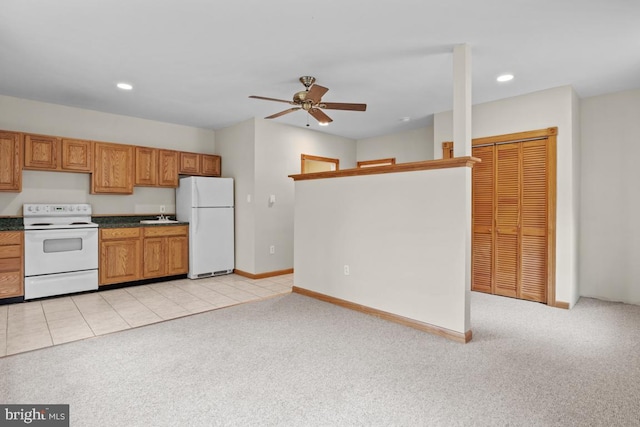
92,142,134,194
179,152,221,177
179,152,200,175
0,130,22,192
135,148,179,187
201,154,221,176
61,138,92,172
24,134,92,173
24,134,60,170
135,146,158,186
158,150,179,187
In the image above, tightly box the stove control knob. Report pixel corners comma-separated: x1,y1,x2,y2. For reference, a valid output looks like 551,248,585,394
69,206,75,212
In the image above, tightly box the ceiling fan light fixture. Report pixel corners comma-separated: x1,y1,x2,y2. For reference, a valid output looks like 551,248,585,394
249,76,366,125
496,74,514,83
116,82,133,90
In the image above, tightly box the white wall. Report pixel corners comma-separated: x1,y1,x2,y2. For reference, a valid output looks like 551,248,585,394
580,89,640,304
215,118,257,273
433,86,579,306
215,118,356,275
294,167,470,334
254,119,356,274
0,95,215,216
356,126,434,163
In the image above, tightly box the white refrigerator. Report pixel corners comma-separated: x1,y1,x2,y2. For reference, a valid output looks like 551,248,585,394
176,177,234,279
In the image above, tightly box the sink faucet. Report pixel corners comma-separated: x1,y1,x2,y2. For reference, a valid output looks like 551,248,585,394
157,214,166,221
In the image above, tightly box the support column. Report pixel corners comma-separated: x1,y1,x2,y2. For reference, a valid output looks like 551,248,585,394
453,43,472,157
453,43,472,333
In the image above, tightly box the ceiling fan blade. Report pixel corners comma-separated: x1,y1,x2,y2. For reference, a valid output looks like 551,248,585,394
320,102,367,111
249,95,295,105
265,107,301,119
305,85,329,103
308,108,333,124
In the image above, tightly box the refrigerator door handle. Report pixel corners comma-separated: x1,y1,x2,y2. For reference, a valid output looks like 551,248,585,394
193,207,198,233
193,179,198,209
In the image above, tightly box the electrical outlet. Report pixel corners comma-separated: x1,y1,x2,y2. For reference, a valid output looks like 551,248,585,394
269,245,275,254
344,265,350,275
160,205,166,213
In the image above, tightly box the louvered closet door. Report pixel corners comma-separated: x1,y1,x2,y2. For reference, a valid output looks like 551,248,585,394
494,143,521,298
471,145,494,293
520,140,548,302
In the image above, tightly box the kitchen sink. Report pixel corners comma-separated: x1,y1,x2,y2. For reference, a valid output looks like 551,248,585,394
140,219,180,224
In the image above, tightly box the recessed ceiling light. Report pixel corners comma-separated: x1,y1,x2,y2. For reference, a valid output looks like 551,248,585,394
318,122,329,126
496,74,514,83
400,117,411,122
116,82,133,90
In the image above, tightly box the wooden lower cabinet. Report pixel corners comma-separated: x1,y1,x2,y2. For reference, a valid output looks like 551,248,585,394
99,228,142,285
100,226,188,285
142,226,188,278
167,235,188,275
0,231,24,299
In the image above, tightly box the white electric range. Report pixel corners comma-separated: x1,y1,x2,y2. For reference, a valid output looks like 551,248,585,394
23,203,99,300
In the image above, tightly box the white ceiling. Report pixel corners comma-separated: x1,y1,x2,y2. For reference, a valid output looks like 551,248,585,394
1,1,639,140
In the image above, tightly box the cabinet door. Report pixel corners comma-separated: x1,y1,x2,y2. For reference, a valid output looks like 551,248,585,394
24,134,60,170
471,145,494,294
520,140,548,303
143,237,166,278
0,131,22,192
179,152,200,174
201,154,221,176
61,138,92,172
0,231,24,299
158,150,179,187
92,142,134,194
494,143,521,299
135,146,158,186
167,235,188,275
100,239,141,285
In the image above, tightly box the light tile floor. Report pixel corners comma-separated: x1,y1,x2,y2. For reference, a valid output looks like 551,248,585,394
0,273,293,358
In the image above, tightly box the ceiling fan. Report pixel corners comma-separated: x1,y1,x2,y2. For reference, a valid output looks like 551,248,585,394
249,76,366,125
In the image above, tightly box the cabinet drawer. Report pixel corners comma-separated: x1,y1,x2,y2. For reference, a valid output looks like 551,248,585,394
143,225,188,237
0,245,21,259
0,257,21,273
0,271,23,298
101,228,141,240
0,232,22,245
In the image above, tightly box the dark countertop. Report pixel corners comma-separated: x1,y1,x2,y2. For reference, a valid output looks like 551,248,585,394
0,218,23,231
0,216,189,231
93,216,189,228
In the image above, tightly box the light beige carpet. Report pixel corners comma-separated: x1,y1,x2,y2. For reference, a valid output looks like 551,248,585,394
1,292,639,426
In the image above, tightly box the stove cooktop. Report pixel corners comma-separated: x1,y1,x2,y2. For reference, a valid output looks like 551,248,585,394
23,203,98,230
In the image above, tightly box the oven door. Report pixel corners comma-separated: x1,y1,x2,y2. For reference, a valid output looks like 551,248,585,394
24,227,98,276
